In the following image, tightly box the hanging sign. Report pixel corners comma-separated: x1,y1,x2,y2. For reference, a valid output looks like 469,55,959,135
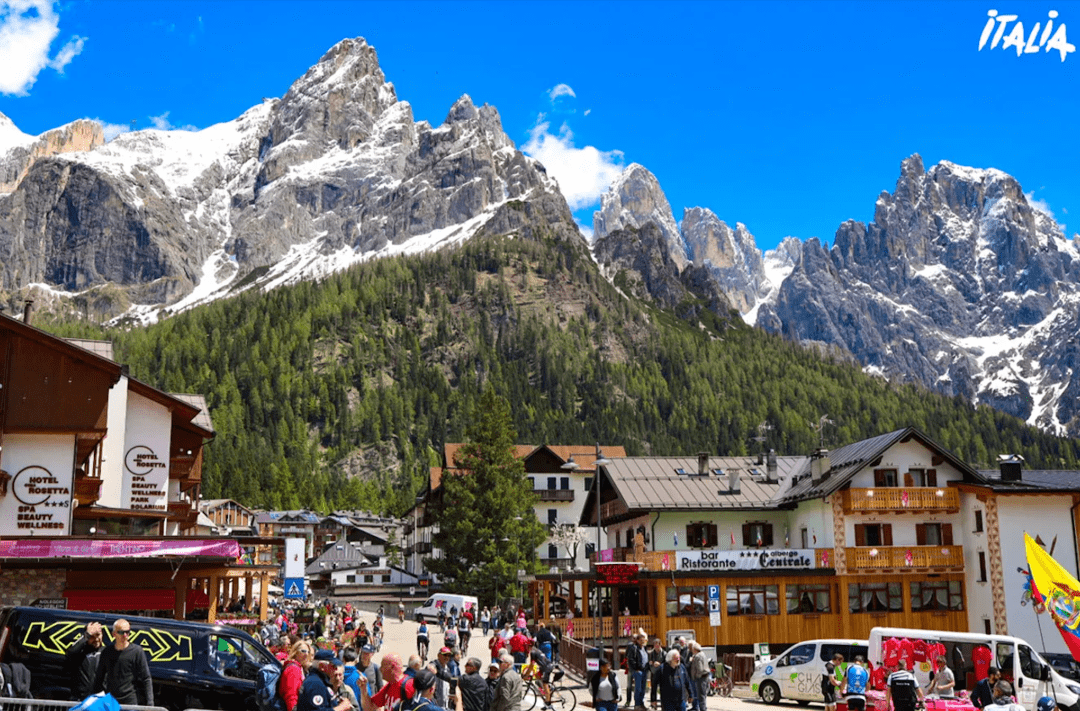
678,549,814,571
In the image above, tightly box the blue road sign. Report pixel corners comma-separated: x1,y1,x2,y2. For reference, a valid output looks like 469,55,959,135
284,577,306,599
708,585,720,600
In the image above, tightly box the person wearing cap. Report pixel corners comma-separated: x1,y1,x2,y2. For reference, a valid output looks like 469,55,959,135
459,657,491,711
330,658,360,711
297,657,352,711
486,661,502,697
432,647,457,708
492,651,524,711
356,645,383,697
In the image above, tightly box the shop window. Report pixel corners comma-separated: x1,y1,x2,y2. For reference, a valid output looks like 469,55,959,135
742,522,773,547
666,585,707,617
910,581,963,611
686,523,718,548
916,523,953,546
848,582,902,613
873,469,899,487
727,585,779,616
854,523,892,546
786,584,833,614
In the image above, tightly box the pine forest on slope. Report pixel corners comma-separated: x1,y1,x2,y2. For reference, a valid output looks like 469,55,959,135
38,235,1080,517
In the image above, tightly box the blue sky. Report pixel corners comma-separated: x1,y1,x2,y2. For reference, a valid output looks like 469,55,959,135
0,0,1077,251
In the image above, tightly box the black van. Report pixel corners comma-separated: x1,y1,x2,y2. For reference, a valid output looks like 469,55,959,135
0,606,280,711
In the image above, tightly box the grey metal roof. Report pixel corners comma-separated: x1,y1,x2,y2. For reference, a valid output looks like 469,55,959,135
602,454,810,511
974,470,1080,492
256,510,323,525
65,338,115,361
306,538,378,575
778,427,984,503
171,393,215,433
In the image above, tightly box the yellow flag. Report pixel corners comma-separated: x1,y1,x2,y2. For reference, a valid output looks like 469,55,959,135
1025,532,1080,659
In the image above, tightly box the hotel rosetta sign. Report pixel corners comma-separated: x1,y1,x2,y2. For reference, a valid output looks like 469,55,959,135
678,549,815,571
12,465,69,531
125,445,168,510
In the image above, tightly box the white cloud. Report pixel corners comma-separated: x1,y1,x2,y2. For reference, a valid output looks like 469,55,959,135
584,108,591,116
1026,190,1055,219
95,120,130,142
0,1,86,96
149,111,196,132
522,120,624,211
548,83,576,101
577,222,594,240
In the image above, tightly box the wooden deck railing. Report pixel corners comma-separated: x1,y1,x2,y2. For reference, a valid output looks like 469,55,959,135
846,545,964,571
841,487,960,513
549,615,653,641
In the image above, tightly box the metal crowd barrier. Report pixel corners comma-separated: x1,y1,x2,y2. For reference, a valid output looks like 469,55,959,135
0,699,173,711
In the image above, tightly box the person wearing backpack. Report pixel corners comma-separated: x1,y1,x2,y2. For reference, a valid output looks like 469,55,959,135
280,640,315,711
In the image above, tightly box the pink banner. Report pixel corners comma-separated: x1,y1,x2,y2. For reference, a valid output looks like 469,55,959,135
599,549,614,562
0,538,242,559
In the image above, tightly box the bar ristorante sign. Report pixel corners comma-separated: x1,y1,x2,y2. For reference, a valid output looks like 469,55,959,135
678,548,815,571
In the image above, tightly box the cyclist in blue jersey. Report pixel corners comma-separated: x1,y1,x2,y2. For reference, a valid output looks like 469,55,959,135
843,656,870,711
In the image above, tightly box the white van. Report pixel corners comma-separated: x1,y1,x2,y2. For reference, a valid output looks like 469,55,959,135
869,627,1080,711
750,639,869,704
413,593,480,621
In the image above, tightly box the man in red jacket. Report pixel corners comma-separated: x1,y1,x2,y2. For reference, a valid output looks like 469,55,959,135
489,634,507,661
509,630,532,664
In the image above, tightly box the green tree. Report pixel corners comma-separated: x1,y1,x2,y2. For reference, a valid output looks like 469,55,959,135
385,529,403,568
424,386,546,604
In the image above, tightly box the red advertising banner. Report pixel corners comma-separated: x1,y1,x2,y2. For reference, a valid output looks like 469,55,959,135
0,538,242,559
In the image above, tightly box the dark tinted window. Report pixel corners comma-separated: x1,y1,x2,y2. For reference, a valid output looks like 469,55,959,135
820,644,869,662
788,643,816,665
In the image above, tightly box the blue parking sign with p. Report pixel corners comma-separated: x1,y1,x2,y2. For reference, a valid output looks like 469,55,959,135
708,585,720,600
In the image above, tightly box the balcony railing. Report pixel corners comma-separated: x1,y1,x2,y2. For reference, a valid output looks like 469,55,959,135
74,474,103,507
536,489,575,502
539,556,574,569
588,548,631,563
416,541,434,554
846,545,964,571
841,487,960,514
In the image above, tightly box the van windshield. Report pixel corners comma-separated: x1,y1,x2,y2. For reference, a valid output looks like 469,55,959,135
423,598,435,607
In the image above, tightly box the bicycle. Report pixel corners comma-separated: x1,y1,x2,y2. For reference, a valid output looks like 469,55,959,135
523,667,577,711
706,663,733,698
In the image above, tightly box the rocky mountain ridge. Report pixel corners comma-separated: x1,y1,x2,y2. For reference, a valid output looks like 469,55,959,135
0,37,582,323
590,158,1080,437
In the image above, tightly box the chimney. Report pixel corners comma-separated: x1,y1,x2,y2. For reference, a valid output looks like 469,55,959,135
998,454,1024,483
766,449,779,484
756,451,764,466
727,468,741,494
810,449,831,485
22,299,34,325
698,452,709,476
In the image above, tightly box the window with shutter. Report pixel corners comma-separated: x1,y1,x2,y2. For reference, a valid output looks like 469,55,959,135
978,551,988,581
547,477,557,490
882,524,893,546
974,510,984,533
560,477,570,490
904,472,914,487
742,523,752,546
942,523,953,545
763,524,774,546
927,469,938,486
854,524,867,547
916,524,927,546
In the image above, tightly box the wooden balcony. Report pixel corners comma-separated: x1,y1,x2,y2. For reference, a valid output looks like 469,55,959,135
536,489,575,502
846,545,964,572
841,487,959,514
74,473,103,507
168,500,200,527
628,548,837,571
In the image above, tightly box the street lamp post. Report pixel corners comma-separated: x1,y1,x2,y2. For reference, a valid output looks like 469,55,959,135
591,443,611,645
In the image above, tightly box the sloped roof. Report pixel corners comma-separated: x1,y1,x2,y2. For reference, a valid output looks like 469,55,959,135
306,538,378,575
434,444,625,490
778,427,983,503
64,338,115,361
171,393,215,433
599,454,808,512
256,510,323,525
974,470,1080,492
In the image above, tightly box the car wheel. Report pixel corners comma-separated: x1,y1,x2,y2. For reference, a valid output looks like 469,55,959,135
760,681,781,705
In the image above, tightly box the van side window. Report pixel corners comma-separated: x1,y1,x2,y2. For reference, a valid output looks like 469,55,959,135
996,643,1015,678
1018,645,1040,679
209,635,272,681
821,644,869,662
788,644,816,666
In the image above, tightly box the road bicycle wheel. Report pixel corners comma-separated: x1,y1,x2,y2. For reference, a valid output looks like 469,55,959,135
523,680,540,711
549,686,576,711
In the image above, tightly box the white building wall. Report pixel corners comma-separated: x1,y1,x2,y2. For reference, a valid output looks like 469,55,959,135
787,498,832,549
0,433,76,535
530,471,600,571
121,392,172,510
996,495,1079,654
651,510,793,550
98,374,129,508
960,491,994,636
848,440,966,488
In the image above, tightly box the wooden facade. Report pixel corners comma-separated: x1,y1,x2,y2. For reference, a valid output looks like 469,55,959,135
533,569,967,650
